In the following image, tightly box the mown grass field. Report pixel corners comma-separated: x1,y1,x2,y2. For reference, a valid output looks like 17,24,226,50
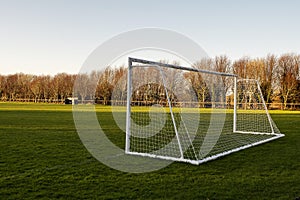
0,102,300,199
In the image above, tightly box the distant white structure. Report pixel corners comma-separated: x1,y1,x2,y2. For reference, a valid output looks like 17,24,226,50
65,97,78,105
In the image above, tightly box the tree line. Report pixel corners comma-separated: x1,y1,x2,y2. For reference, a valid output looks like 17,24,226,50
0,53,299,109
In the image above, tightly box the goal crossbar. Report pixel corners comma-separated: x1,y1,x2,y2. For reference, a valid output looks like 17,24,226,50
129,57,238,77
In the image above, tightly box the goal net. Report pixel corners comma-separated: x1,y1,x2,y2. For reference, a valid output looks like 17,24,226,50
125,57,284,165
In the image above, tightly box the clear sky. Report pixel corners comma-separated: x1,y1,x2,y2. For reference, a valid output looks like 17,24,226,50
1,0,300,75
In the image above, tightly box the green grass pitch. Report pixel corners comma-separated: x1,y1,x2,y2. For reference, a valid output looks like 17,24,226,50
0,102,300,199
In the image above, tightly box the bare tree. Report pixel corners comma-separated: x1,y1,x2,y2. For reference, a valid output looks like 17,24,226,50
96,67,113,105
111,66,127,104
41,75,52,102
233,57,250,78
214,55,232,107
277,54,300,109
262,54,277,104
0,75,6,100
189,58,213,107
6,74,19,101
17,73,34,101
74,73,90,103
30,76,43,102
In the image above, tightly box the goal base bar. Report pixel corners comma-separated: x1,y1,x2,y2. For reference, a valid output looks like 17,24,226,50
234,131,283,136
125,134,285,165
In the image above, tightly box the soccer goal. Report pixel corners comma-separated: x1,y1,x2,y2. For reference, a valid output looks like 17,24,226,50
125,57,284,165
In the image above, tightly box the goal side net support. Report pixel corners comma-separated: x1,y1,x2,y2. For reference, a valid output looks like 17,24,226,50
125,57,284,165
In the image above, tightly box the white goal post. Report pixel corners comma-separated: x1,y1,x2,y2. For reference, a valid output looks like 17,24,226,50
125,57,284,165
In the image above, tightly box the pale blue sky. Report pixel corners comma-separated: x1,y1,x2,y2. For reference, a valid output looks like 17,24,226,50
1,0,300,75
